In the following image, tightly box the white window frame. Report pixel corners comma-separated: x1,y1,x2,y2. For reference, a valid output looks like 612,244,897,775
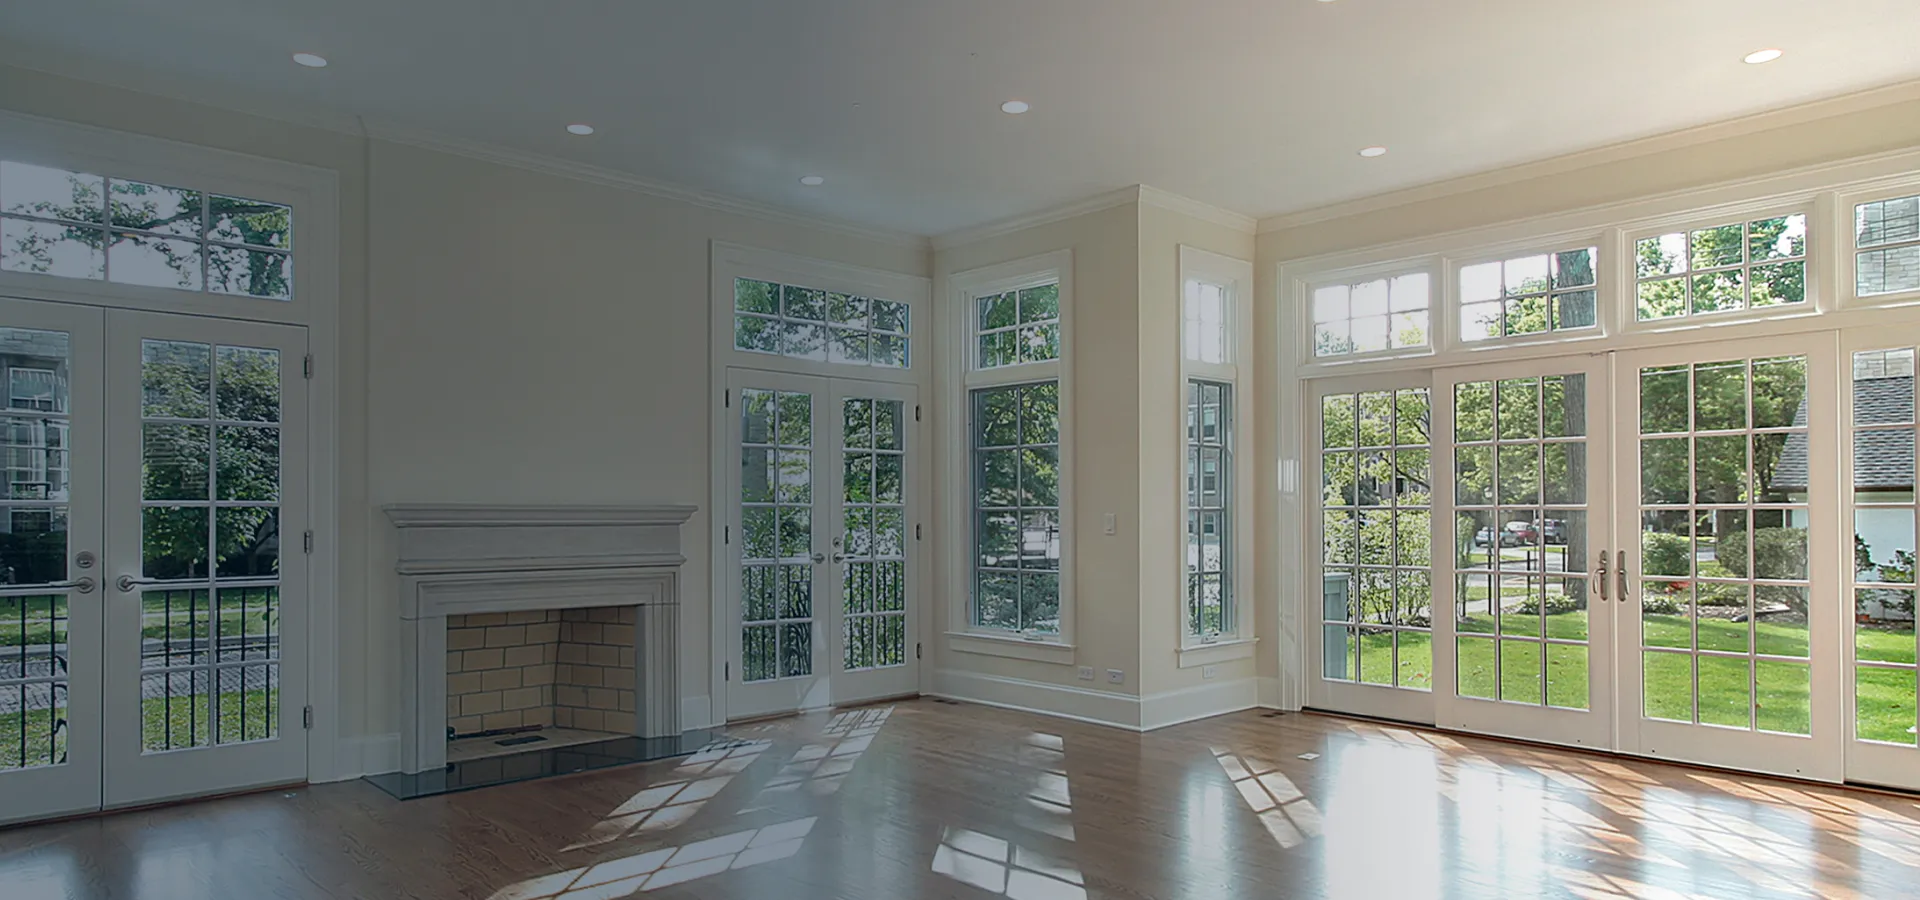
1177,247,1255,664
6,365,59,411
0,109,343,781
944,250,1075,663
1841,177,1920,311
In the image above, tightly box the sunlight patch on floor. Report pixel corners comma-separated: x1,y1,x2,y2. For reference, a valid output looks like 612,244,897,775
931,827,1086,900
563,740,771,850
491,818,815,900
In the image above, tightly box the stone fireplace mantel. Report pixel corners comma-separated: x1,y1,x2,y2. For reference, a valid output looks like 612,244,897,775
387,504,697,774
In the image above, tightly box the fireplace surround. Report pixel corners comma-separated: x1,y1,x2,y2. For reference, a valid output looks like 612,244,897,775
388,504,697,774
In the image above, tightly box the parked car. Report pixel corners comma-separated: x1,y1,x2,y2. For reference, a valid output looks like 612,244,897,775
1542,518,1566,545
1474,521,1539,548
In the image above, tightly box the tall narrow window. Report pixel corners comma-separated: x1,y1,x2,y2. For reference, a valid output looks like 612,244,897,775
956,257,1070,644
1187,381,1232,638
1856,195,1920,299
1635,213,1807,321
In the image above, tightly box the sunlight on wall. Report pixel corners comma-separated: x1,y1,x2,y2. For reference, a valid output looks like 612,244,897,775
490,817,816,900
563,739,772,851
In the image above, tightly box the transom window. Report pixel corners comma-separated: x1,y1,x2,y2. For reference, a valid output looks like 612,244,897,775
733,278,909,368
0,160,293,299
1856,195,1920,299
1312,273,1430,358
1458,247,1597,342
976,284,1059,369
1183,280,1229,365
1635,213,1807,321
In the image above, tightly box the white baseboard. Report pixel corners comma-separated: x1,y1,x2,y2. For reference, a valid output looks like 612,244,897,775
324,733,400,780
1139,678,1258,731
680,695,716,730
929,669,1142,730
930,669,1262,732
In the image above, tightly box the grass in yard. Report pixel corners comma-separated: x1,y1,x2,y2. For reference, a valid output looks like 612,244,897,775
0,701,66,771
142,687,277,750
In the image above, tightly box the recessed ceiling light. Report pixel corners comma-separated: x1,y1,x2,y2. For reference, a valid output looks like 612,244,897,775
1744,48,1784,64
566,124,595,136
1358,146,1388,158
1001,100,1031,114
291,52,328,68
799,175,826,186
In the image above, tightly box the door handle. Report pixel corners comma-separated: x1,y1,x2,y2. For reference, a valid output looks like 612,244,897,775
117,575,170,593
809,552,827,565
1617,553,1630,603
37,576,96,594
1594,550,1609,602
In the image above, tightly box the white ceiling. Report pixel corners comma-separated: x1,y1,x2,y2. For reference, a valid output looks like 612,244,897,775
4,0,1918,237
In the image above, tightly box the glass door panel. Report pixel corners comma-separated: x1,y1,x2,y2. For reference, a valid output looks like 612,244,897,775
1309,377,1435,724
730,371,825,718
0,300,103,826
1435,357,1611,749
102,310,308,807
1615,336,1842,781
1843,340,1920,790
828,380,917,704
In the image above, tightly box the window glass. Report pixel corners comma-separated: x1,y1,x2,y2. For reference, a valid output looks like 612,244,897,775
1856,195,1920,298
1635,214,1806,321
0,161,293,299
1313,273,1428,358
1184,280,1229,365
977,284,1059,369
972,381,1061,634
1187,380,1233,638
1458,247,1598,341
733,278,909,368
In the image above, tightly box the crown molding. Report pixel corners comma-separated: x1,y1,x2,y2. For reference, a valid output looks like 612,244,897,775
1256,77,1920,235
932,186,1144,252
0,52,928,252
1137,185,1257,234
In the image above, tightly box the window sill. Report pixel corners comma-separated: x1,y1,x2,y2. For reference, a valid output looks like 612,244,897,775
946,631,1076,665
1177,638,1257,668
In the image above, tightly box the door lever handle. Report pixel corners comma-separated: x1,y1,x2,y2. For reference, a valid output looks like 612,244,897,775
1594,550,1609,602
1617,553,1631,603
117,575,169,593
37,576,96,594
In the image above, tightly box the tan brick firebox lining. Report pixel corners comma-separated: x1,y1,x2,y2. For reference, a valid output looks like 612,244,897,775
445,606,639,738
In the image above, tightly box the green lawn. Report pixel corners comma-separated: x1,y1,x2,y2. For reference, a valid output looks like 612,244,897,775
1338,617,1917,742
0,689,277,770
2,594,275,649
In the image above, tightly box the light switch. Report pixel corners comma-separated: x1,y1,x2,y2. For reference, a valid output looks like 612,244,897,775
1103,513,1116,535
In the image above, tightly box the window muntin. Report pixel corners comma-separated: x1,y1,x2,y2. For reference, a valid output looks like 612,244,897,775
1458,247,1597,342
976,284,1059,369
1312,273,1429,358
1856,195,1920,299
1635,213,1807,321
1320,388,1432,689
733,278,909,368
0,161,293,299
1187,380,1233,639
1183,280,1228,365
971,381,1061,634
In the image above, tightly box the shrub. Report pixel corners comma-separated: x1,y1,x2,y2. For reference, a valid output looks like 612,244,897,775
1696,582,1746,607
1717,527,1809,611
1641,593,1684,615
1514,593,1582,616
1642,532,1691,578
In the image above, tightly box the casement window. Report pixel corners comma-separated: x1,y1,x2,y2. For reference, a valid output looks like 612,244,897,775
0,160,293,299
1458,247,1598,342
1311,272,1430,358
1634,213,1807,321
952,253,1071,642
733,278,910,368
1855,195,1920,299
1181,248,1253,647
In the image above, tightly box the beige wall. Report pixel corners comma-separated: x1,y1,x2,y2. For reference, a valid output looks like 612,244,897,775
0,65,927,768
932,203,1143,696
1135,204,1256,697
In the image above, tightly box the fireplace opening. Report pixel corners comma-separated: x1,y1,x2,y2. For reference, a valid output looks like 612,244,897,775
444,606,640,764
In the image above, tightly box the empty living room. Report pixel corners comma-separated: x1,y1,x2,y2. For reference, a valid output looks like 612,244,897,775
5,1,1920,897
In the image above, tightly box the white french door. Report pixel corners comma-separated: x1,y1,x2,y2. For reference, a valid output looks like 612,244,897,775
1309,334,1852,779
724,368,919,720
1433,355,1615,750
0,297,308,825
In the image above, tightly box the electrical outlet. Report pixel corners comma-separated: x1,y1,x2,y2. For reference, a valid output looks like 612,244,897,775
1102,513,1116,535
1105,668,1124,684
1076,666,1094,681
1201,664,1219,680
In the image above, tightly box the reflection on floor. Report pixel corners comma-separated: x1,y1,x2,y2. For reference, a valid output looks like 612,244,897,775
5,700,1920,899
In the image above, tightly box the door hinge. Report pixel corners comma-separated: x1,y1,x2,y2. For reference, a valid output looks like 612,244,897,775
914,404,921,422
916,642,922,660
303,530,314,554
915,523,921,541
303,354,313,379
725,661,731,681
724,389,731,408
724,525,730,545
303,705,313,730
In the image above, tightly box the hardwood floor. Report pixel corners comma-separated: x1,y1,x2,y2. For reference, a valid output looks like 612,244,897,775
5,699,1920,899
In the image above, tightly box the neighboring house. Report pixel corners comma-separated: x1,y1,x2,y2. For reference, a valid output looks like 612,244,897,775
1774,365,1916,621
0,329,69,583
